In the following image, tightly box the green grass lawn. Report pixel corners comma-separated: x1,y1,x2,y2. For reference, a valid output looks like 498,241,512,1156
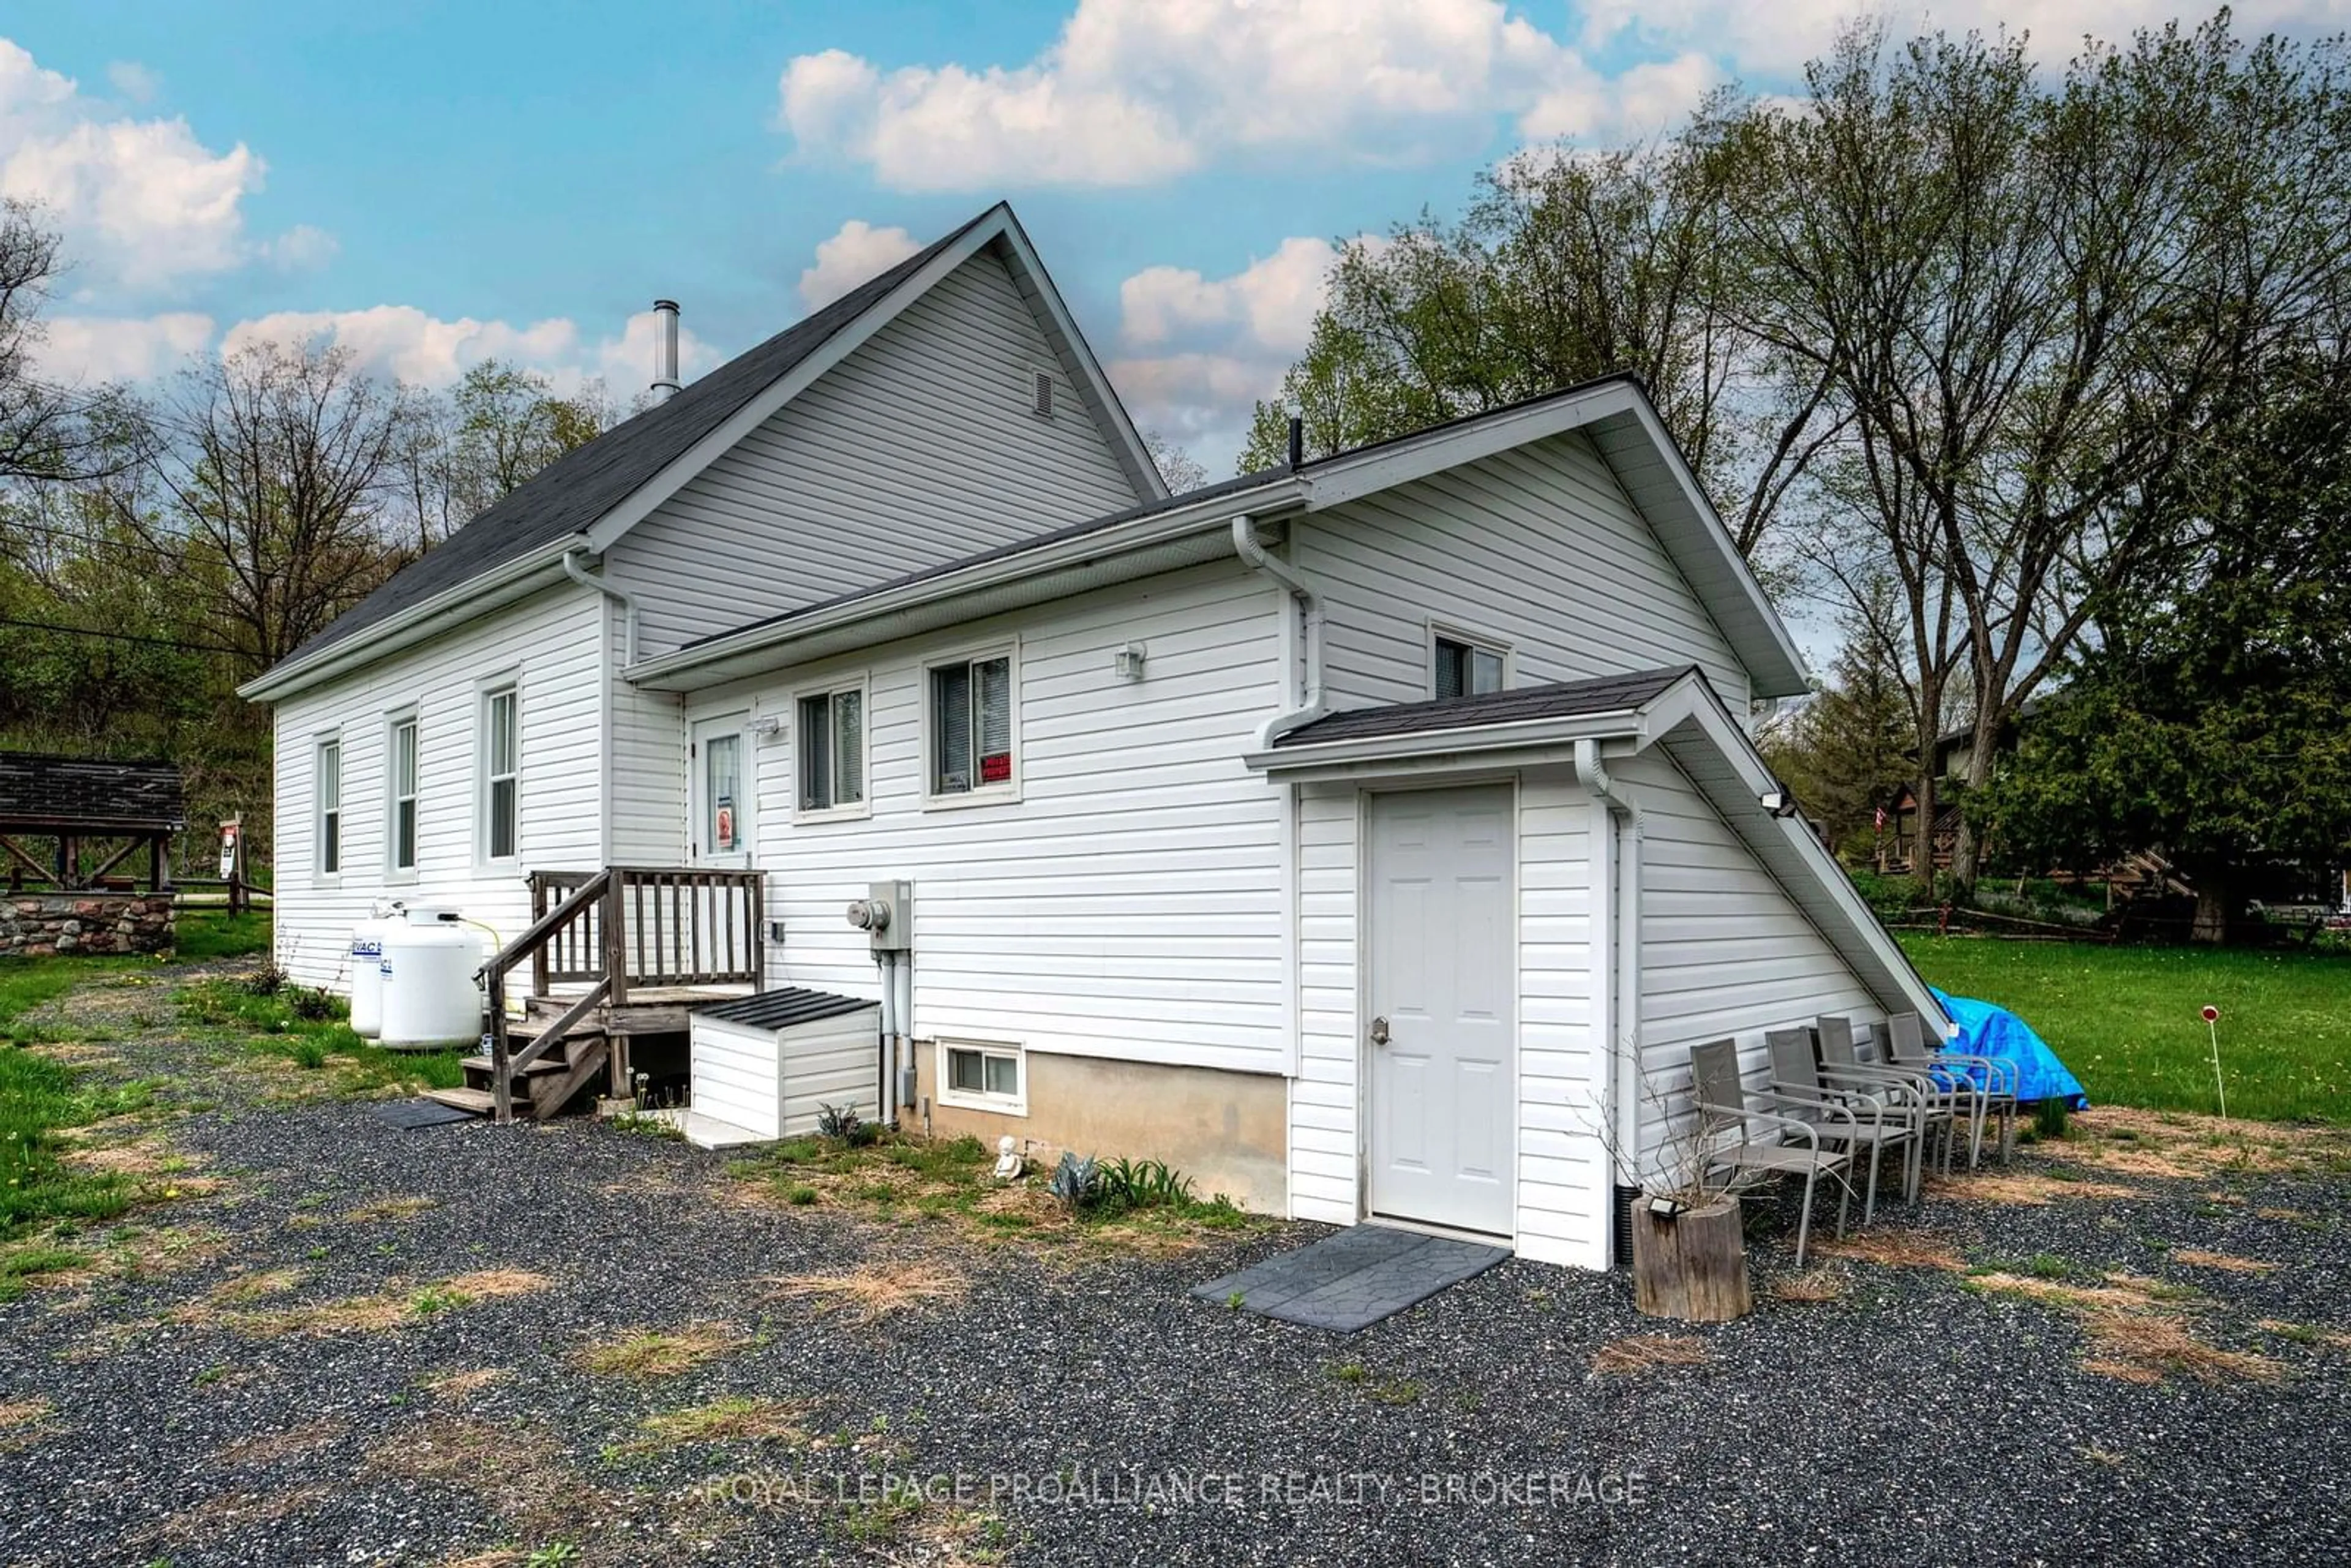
1899,935,2350,1123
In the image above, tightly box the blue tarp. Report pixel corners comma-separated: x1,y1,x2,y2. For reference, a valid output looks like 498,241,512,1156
1932,988,2090,1109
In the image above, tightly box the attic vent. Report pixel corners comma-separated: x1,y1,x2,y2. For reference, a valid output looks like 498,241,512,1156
1030,369,1054,419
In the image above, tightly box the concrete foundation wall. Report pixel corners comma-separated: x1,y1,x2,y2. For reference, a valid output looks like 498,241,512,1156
910,1048,1291,1215
0,892,175,956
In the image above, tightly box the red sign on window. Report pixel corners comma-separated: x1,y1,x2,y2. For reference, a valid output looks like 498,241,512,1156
980,752,1011,784
714,805,735,850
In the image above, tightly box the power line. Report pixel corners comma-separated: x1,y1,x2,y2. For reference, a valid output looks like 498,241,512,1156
0,614,251,659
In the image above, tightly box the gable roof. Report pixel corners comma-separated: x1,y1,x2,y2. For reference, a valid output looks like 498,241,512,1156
244,203,1164,699
1245,668,1949,1035
629,374,1812,698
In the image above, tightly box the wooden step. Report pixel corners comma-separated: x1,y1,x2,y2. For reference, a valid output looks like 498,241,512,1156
421,1087,497,1117
459,1052,571,1079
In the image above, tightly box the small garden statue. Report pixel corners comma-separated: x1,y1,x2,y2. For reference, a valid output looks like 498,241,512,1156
993,1135,1024,1182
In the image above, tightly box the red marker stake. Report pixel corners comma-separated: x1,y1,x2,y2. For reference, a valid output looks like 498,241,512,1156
2202,1005,2227,1122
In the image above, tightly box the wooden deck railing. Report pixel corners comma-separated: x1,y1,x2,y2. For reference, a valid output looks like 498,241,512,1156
481,866,764,1122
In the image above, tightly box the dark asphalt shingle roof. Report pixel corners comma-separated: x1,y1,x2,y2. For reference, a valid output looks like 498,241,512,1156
0,753,186,830
1272,666,1697,748
695,988,880,1031
273,212,991,671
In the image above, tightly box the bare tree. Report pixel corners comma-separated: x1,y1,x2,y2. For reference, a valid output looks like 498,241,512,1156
1730,17,2351,887
135,339,413,667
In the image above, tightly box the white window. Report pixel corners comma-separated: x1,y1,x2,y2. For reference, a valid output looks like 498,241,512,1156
1433,632,1509,699
939,1038,1024,1113
929,650,1015,800
796,685,866,814
315,737,342,877
387,714,418,876
481,684,519,863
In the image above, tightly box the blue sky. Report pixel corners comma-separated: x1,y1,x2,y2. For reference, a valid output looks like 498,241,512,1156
5,1,2341,473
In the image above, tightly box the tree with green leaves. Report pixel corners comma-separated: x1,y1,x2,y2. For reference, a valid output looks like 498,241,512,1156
1978,336,2351,942
1723,17,2351,891
1760,577,1918,860
1239,135,1839,562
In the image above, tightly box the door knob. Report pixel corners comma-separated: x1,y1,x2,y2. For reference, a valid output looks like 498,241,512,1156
1369,1016,1390,1047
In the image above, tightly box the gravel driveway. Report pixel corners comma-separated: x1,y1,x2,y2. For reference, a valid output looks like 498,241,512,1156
4,981,2348,1567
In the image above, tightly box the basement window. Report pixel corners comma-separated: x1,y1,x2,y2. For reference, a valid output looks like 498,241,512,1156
1433,632,1509,699
796,684,866,815
315,736,341,878
940,1038,1025,1114
929,649,1016,801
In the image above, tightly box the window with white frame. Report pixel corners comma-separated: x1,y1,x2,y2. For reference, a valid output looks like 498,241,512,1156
387,713,418,875
481,684,519,861
939,1038,1024,1111
797,685,866,813
315,737,342,876
929,651,1013,797
1433,633,1508,699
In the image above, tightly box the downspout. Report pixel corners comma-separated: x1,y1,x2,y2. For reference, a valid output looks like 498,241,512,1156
1577,738,1643,1251
1231,515,1326,746
563,548,639,668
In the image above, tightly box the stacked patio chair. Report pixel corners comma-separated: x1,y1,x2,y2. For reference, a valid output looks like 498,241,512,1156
1686,1037,1861,1267
1764,1027,1915,1222
1884,1011,2019,1168
1815,1014,1957,1191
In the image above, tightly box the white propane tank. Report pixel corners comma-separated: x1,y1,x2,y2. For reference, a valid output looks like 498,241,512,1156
347,901,407,1038
377,907,489,1049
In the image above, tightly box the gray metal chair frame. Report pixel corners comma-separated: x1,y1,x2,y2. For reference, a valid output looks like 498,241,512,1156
1886,1012,2019,1167
1764,1027,1912,1224
1687,1038,1858,1267
1815,1015,1951,1197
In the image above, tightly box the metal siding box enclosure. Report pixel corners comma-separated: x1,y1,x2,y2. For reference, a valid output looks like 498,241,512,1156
688,989,882,1139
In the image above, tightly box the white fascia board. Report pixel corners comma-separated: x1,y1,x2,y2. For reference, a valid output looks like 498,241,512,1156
1649,685,1953,1035
582,206,1018,555
236,541,580,701
994,211,1168,503
626,479,1302,691
1294,380,1646,511
1242,708,1646,778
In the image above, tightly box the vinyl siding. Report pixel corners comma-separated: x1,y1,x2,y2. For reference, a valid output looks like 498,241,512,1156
269,585,607,992
1289,773,1605,1255
1621,749,1878,1161
1296,433,1751,711
609,247,1145,658
708,561,1288,1079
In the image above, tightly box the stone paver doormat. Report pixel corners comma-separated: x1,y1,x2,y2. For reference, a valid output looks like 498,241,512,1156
1192,1224,1509,1331
370,1100,478,1131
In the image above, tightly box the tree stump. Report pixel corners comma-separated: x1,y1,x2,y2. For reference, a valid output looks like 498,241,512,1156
1630,1195,1752,1322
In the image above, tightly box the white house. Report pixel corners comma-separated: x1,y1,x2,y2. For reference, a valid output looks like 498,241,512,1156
241,203,1949,1271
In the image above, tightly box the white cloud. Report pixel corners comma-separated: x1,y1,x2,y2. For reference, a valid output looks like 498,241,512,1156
1109,237,1348,471
1575,0,2349,77
777,0,1673,190
0,37,301,294
798,219,921,309
260,223,339,272
105,61,162,106
212,303,716,396
37,311,214,384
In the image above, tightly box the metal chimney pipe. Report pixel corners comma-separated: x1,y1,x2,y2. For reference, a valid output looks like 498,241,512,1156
650,299,681,402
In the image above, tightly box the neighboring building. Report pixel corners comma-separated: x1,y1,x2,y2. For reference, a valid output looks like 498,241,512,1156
241,203,1949,1272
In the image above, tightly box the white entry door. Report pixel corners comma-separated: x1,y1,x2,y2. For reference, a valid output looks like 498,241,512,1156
1365,785,1515,1236
690,713,752,867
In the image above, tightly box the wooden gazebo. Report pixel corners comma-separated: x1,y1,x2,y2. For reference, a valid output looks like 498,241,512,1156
0,753,184,893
